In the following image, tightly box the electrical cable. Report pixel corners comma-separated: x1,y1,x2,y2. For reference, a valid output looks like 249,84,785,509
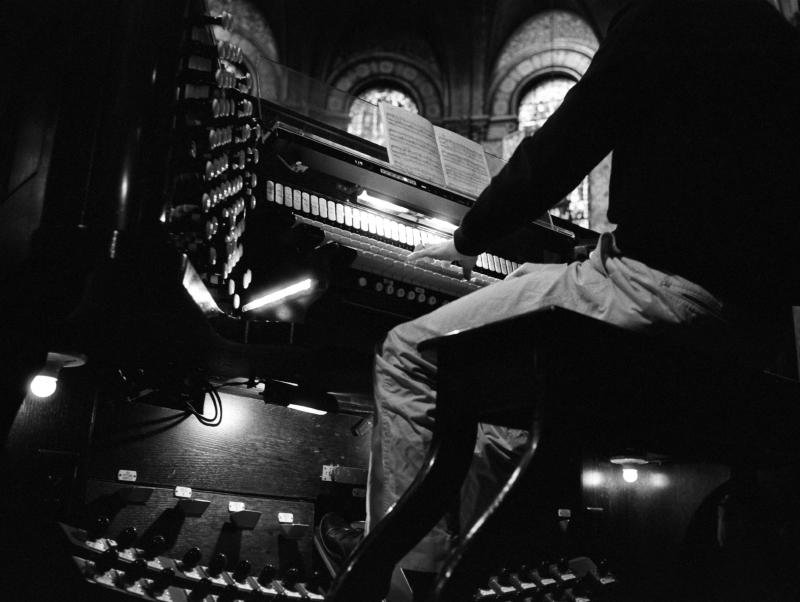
182,379,250,427
183,381,222,427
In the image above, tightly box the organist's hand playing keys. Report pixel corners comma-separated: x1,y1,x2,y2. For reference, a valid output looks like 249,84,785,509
406,240,478,280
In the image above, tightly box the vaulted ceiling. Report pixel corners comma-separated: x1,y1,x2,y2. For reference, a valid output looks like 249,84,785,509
254,0,627,80
216,0,629,126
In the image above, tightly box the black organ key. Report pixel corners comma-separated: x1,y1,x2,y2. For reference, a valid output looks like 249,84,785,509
88,516,110,541
189,577,213,600
150,567,175,595
143,534,167,559
206,552,227,577
115,526,137,550
95,548,118,574
121,558,147,585
231,559,251,583
257,563,277,587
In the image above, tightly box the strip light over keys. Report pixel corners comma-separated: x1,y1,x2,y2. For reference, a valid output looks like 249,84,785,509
242,278,314,312
356,190,409,214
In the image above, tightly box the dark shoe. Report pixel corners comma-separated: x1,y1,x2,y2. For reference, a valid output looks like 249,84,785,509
317,513,364,563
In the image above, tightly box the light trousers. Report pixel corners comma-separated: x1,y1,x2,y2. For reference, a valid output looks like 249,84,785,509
367,233,730,572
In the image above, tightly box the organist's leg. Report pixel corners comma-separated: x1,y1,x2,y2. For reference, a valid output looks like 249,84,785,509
365,233,734,574
368,262,574,572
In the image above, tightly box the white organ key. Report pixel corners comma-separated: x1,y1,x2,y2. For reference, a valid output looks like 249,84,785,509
486,254,496,273
367,213,377,234
293,189,302,210
412,229,421,247
494,256,505,274
390,221,399,242
266,180,275,202
406,226,415,245
301,192,310,213
398,224,406,244
319,197,328,219
344,205,353,227
275,182,284,205
310,195,320,216
284,185,293,206
335,203,345,224
352,208,361,230
327,200,336,221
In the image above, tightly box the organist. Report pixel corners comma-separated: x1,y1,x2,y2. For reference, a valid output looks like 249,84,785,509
321,0,800,580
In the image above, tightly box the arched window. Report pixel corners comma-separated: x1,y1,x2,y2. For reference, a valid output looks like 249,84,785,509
488,9,611,231
348,85,419,145
517,77,575,130
517,76,589,228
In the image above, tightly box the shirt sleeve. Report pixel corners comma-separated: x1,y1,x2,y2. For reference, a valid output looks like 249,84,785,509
453,1,647,256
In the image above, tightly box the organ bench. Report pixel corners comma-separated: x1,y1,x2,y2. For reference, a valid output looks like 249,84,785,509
327,306,800,601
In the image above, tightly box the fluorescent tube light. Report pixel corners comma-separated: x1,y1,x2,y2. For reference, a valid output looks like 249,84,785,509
242,278,314,312
357,190,408,213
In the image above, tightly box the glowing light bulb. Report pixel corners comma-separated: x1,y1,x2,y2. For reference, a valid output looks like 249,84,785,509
30,374,58,398
28,351,86,399
622,467,639,483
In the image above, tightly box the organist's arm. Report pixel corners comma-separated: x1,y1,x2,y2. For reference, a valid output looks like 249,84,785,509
453,1,652,257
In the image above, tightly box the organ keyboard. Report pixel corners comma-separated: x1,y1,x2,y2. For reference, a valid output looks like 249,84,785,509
265,178,511,299
225,97,598,325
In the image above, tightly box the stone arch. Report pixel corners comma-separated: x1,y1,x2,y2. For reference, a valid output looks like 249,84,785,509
327,54,444,122
488,10,598,121
486,10,613,232
490,49,593,117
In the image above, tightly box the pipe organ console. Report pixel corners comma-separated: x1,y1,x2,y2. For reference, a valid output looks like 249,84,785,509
166,86,593,330
10,1,798,601
156,0,595,328
247,108,593,324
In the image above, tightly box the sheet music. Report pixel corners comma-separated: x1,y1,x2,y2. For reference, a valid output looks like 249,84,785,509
433,126,491,198
379,103,445,187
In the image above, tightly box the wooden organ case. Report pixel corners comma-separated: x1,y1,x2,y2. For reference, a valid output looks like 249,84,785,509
6,1,797,602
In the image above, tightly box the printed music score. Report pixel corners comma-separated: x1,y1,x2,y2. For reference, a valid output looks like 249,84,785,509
380,102,492,198
433,127,492,198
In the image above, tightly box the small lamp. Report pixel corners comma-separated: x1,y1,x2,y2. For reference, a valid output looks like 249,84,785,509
29,351,87,398
610,454,649,484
